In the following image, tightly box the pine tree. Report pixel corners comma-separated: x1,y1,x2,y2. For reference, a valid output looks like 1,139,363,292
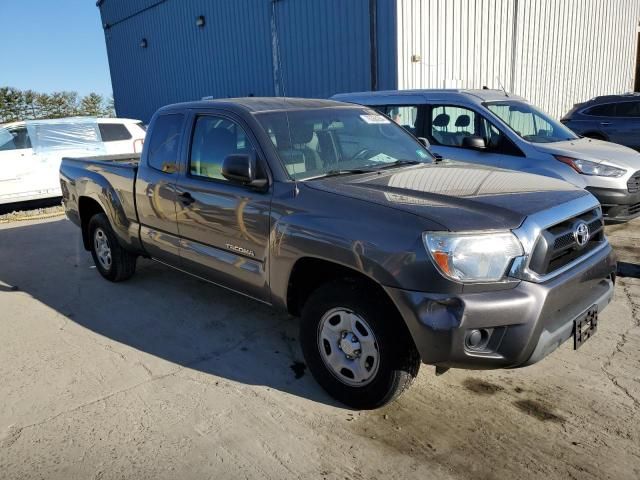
79,92,104,117
22,90,39,119
0,87,23,123
0,87,113,122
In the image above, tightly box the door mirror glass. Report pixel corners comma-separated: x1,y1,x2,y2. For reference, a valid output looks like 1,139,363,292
462,135,487,150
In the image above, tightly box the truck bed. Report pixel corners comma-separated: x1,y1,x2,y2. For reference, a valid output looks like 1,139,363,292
60,153,141,249
62,153,141,167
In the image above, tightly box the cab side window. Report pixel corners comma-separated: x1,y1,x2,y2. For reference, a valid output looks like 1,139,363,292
381,106,420,135
147,114,184,173
583,104,616,117
430,105,477,147
428,104,524,156
99,123,133,142
189,115,257,181
616,101,640,117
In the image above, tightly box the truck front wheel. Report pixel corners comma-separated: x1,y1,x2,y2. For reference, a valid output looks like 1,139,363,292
88,213,137,282
300,279,420,409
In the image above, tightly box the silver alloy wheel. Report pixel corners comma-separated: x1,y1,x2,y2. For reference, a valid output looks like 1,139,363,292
317,307,380,387
94,228,112,271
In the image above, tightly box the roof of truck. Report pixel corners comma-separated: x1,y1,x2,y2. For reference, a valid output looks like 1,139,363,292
161,97,358,114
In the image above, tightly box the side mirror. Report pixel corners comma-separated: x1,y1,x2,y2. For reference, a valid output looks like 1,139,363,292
221,153,268,189
462,135,487,150
418,137,430,149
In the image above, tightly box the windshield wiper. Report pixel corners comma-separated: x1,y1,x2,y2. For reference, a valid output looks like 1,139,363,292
307,160,423,180
307,168,372,180
365,159,422,171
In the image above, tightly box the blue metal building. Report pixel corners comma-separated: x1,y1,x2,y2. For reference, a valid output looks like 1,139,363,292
99,1,640,123
98,0,398,122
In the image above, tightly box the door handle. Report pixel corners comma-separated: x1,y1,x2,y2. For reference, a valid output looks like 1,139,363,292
600,122,612,126
178,191,195,206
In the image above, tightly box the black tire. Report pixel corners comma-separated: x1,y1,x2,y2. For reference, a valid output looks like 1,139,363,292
300,279,420,409
88,213,137,282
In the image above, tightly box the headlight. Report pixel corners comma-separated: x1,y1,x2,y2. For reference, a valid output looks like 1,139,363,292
555,155,626,177
423,232,523,283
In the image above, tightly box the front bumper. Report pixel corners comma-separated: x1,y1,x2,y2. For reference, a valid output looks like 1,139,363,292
586,186,640,223
386,242,617,369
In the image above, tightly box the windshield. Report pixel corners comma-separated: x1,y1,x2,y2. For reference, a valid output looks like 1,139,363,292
254,107,434,180
486,101,578,143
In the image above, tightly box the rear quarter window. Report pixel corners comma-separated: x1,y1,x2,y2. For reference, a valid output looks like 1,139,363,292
583,103,617,117
99,123,133,142
147,114,184,173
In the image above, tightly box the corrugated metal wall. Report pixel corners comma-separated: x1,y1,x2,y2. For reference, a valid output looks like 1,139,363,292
101,0,275,122
396,0,640,119
99,0,398,122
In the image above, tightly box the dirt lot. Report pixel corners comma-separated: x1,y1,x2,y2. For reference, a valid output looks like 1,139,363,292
0,215,639,480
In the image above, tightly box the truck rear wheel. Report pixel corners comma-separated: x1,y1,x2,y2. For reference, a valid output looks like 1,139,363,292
88,213,137,282
300,279,420,409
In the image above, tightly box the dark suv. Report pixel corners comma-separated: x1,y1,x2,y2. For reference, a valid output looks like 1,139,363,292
561,94,640,150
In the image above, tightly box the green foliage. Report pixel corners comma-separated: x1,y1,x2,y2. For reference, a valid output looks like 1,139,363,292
79,92,104,117
0,87,116,124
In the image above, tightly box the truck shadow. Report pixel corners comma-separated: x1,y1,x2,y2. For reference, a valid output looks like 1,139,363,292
616,261,640,279
0,218,341,408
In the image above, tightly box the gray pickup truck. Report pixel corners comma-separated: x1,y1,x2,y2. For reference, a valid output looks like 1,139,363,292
60,98,617,409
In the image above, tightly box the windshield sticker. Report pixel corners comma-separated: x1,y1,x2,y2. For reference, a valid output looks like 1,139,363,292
367,153,395,163
416,149,429,159
360,114,390,125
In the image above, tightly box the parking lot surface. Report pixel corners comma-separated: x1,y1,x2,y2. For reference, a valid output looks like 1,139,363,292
1,216,639,479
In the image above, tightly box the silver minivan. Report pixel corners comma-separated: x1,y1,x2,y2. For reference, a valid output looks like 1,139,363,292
333,89,640,223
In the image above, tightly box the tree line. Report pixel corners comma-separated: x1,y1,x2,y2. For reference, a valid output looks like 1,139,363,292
0,87,115,124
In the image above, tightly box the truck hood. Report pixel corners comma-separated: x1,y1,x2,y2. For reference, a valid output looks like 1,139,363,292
533,137,640,170
306,163,591,231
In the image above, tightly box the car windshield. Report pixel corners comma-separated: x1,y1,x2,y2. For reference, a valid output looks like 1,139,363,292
486,101,578,143
254,107,434,180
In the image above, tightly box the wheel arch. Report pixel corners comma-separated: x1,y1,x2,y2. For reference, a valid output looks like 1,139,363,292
285,257,408,337
78,196,106,250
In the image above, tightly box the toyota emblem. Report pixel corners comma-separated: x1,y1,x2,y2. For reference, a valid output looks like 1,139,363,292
573,221,590,248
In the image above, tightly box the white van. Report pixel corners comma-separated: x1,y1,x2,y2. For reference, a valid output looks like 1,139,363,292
0,117,145,205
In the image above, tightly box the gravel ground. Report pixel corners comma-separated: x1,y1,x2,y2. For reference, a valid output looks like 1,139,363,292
0,215,638,479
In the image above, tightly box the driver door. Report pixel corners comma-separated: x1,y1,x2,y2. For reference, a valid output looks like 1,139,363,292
175,113,273,302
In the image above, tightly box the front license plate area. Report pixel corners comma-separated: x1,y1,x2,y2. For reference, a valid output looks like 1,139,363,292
574,307,598,350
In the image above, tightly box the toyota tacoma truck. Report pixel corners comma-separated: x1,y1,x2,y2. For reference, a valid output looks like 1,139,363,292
60,98,616,409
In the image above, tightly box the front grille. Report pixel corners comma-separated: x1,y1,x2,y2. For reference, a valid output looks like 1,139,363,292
629,202,640,215
528,207,605,276
628,171,640,193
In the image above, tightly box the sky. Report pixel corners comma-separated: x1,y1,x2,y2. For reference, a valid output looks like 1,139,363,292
0,0,112,97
